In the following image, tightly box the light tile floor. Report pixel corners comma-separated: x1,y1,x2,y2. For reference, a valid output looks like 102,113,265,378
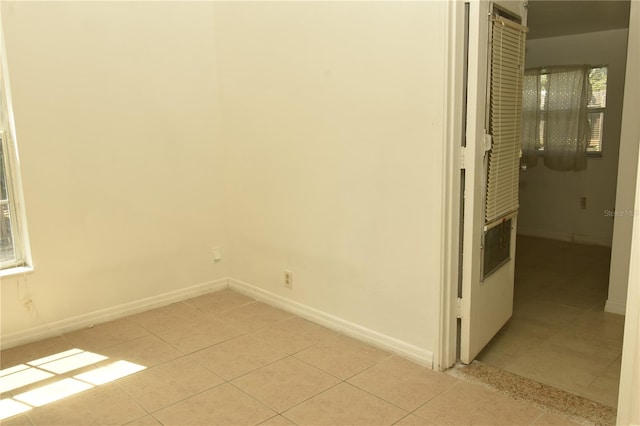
1,288,582,425
477,235,625,408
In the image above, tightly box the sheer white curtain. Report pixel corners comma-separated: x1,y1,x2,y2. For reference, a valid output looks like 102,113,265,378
522,72,541,168
522,66,591,171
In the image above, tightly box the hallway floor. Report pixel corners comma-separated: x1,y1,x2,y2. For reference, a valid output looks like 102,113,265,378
1,288,584,425
477,235,625,408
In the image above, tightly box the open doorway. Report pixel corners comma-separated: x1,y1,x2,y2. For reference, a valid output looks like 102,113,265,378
475,0,632,409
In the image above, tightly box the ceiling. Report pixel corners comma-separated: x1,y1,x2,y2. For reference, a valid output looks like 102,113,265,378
527,0,631,40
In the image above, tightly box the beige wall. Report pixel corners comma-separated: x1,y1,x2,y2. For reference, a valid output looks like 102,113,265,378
215,1,447,354
518,29,629,247
617,3,640,422
609,27,640,315
0,2,228,342
1,1,450,358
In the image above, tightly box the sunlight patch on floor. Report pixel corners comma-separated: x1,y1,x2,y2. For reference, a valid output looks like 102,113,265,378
14,378,94,407
27,348,84,366
36,351,108,374
0,368,53,393
75,360,146,385
0,399,32,419
0,349,146,421
0,364,29,377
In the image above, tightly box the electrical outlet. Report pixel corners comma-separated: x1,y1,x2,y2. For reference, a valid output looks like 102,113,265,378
580,197,587,210
212,247,222,263
284,270,293,289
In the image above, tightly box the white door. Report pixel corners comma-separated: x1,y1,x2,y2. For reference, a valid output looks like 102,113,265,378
459,0,527,364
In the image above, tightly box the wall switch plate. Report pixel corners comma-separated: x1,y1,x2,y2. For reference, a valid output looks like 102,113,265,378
212,247,222,262
284,270,293,289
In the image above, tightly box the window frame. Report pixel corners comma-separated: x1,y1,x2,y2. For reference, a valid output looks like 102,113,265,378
527,65,608,158
0,130,24,270
1,33,32,275
585,65,608,157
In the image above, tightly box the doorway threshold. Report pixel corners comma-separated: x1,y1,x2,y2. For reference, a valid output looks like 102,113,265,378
448,361,616,425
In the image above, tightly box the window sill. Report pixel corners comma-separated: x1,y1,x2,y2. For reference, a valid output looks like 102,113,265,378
0,266,34,278
534,152,603,158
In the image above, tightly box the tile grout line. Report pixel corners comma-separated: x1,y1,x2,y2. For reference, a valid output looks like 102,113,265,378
4,285,608,426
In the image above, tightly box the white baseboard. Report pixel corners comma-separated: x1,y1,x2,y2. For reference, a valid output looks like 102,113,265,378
605,299,626,316
1,278,229,350
3,276,435,368
228,278,434,368
517,227,612,247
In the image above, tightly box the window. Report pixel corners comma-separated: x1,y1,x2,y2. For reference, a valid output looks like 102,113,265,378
522,65,607,171
526,66,607,155
0,129,26,270
1,64,30,273
586,66,607,154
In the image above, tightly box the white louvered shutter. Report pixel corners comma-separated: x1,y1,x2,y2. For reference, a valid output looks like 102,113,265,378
485,17,527,225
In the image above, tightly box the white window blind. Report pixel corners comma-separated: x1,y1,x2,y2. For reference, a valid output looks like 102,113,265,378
485,16,527,226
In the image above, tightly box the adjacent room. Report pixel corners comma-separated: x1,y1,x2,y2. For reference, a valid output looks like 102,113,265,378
476,0,633,409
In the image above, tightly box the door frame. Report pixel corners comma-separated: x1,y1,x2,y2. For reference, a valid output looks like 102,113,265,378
435,0,465,371
437,1,639,421
436,0,527,370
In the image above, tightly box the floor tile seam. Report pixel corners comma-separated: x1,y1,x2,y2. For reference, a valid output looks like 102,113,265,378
594,356,623,382
222,380,286,419
390,412,418,426
287,353,340,381
127,300,250,334
403,378,465,421
583,355,625,383
276,380,346,417
98,332,164,353
242,328,330,358
182,297,257,314
121,370,227,416
225,354,405,419
210,316,294,336
148,325,248,357
148,412,167,425
329,351,394,380
62,318,155,351
581,368,611,391
21,410,36,426
207,301,269,322
216,352,292,382
132,351,228,386
112,380,154,419
260,413,291,426
137,377,239,419
569,304,605,326
246,377,342,416
344,375,454,416
288,350,389,382
124,319,185,342
521,342,622,374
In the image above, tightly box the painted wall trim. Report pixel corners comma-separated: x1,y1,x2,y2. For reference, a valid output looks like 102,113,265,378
605,299,626,316
228,278,434,368
437,0,465,372
517,227,612,247
0,278,228,350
